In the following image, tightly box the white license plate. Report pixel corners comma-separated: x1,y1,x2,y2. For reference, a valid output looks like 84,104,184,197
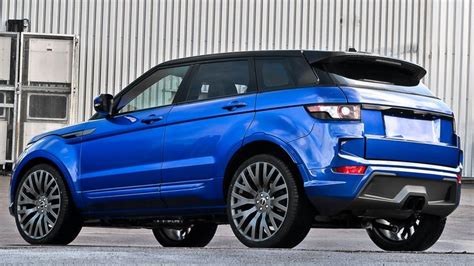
384,115,441,143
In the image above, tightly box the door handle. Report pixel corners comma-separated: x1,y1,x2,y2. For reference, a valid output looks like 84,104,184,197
222,101,247,111
141,115,164,124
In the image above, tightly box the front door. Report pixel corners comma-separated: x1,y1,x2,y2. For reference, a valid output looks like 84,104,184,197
162,59,257,208
80,65,191,214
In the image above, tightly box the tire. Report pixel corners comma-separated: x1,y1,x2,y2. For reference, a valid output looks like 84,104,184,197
366,214,446,251
227,154,313,248
152,223,218,247
14,164,82,245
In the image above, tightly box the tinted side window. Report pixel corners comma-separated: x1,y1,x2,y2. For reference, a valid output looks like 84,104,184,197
117,65,190,113
256,57,317,91
186,60,254,101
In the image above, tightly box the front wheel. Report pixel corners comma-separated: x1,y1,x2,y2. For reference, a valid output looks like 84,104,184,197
152,223,217,247
14,164,82,245
366,214,446,251
227,154,313,248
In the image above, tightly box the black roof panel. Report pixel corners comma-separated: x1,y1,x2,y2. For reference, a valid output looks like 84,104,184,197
158,50,305,67
156,50,425,76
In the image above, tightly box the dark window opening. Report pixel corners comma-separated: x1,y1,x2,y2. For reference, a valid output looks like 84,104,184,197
256,57,318,91
186,60,254,101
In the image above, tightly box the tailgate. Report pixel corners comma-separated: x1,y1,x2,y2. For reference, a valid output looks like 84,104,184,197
361,105,460,167
365,137,459,167
308,51,460,167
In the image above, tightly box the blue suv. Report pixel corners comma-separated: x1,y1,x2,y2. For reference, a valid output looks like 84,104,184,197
10,50,462,250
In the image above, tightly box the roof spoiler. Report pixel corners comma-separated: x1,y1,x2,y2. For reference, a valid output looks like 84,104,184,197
303,50,427,81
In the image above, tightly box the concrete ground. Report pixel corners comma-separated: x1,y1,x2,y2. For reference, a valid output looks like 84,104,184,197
0,176,473,264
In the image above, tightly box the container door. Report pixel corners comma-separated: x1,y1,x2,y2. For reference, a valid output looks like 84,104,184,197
17,34,77,154
0,33,19,165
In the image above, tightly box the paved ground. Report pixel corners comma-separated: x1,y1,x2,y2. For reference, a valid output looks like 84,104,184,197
0,177,473,264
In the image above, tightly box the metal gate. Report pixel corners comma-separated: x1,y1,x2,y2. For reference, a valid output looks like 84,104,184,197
0,32,78,167
0,32,19,166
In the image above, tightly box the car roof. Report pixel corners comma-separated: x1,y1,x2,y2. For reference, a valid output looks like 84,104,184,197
157,50,307,67
156,49,425,77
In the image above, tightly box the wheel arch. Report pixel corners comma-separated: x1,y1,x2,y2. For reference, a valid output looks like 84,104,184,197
11,152,82,210
222,138,304,201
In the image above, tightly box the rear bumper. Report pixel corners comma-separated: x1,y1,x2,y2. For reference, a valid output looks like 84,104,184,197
303,153,461,218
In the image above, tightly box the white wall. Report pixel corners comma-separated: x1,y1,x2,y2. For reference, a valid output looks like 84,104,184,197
1,0,473,176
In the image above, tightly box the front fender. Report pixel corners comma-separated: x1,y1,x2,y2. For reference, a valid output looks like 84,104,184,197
10,136,84,210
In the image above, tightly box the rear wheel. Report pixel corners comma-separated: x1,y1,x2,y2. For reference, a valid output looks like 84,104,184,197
14,164,82,245
152,223,217,247
366,214,446,251
227,154,313,248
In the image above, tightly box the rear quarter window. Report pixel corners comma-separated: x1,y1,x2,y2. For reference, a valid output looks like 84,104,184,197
255,57,318,91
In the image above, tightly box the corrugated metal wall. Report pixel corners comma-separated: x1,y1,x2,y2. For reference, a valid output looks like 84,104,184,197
1,0,473,177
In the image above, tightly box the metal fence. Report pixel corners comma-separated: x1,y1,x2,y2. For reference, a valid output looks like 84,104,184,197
0,0,473,177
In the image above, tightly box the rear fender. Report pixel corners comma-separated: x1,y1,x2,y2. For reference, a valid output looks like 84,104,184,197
241,133,316,183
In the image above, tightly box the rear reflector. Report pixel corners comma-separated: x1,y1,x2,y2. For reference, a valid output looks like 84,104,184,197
333,165,367,175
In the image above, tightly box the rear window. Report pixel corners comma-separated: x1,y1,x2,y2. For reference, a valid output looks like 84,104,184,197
313,56,434,97
255,57,317,91
323,58,419,86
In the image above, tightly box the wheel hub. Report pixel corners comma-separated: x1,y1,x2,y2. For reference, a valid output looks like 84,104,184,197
255,192,271,212
36,196,49,213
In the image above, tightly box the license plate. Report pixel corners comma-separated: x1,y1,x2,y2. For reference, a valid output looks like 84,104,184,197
384,115,441,143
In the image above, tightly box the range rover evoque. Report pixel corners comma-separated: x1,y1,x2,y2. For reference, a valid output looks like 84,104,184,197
10,50,462,250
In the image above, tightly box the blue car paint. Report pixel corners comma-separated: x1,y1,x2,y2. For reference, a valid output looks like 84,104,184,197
79,106,173,212
10,84,462,218
161,93,257,208
12,136,85,209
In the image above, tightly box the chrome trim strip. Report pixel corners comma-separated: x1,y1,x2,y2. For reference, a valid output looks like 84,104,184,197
442,178,458,182
61,128,96,139
364,134,454,147
339,153,462,173
361,104,454,118
370,166,458,178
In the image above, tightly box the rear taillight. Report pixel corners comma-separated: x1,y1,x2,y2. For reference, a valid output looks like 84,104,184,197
306,104,361,120
457,173,462,184
333,165,367,175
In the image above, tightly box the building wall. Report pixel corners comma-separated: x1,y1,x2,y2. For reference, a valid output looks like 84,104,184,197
1,0,473,177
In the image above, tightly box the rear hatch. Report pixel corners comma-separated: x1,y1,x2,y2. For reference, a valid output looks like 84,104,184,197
306,51,460,167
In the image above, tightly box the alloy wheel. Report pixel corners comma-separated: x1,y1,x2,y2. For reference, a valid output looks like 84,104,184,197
372,217,421,241
230,161,289,241
161,227,193,241
16,170,61,240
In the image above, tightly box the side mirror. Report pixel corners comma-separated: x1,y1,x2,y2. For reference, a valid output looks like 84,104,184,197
94,94,114,116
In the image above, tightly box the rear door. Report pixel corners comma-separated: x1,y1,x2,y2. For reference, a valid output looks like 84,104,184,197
162,59,257,208
80,65,191,213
